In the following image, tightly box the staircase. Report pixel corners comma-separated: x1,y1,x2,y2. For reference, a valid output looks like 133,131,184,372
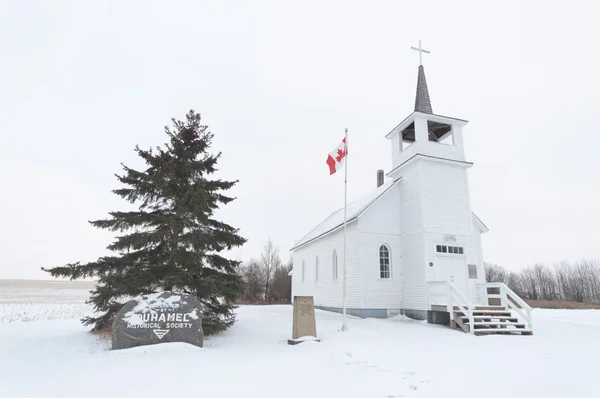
452,305,533,335
427,281,534,336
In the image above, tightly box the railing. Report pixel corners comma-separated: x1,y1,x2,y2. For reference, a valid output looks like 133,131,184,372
426,281,476,334
477,282,533,330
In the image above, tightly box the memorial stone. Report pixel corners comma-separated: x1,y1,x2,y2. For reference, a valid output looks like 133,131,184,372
288,296,320,345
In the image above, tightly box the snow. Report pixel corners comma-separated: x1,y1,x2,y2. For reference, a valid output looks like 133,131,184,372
291,180,399,249
187,308,199,320
122,292,184,325
2,282,600,397
294,335,319,341
0,280,95,323
289,335,320,343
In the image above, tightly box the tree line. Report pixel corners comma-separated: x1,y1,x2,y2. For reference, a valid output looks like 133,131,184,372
485,260,600,303
237,238,293,304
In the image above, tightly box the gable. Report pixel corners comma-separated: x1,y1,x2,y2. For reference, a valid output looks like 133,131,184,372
290,180,400,251
472,212,489,233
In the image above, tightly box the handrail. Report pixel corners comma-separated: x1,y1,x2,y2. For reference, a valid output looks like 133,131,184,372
427,281,475,334
448,282,476,334
449,282,475,311
480,282,532,310
476,282,533,330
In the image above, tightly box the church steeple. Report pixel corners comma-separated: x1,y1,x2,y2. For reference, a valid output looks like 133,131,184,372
410,40,433,114
414,65,432,114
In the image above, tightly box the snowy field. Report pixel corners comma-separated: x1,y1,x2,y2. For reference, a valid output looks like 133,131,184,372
1,281,599,397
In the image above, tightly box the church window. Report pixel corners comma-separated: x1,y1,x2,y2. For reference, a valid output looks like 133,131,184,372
315,255,319,282
332,250,338,280
427,120,454,145
379,245,391,279
436,245,463,255
302,260,305,283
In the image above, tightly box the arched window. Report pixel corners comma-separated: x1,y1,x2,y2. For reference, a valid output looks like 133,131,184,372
302,260,305,282
332,250,338,280
315,255,319,282
379,245,391,279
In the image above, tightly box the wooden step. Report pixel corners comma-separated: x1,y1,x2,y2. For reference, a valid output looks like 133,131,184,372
455,310,512,317
472,323,526,329
475,306,507,311
453,305,506,311
459,316,519,323
474,328,533,335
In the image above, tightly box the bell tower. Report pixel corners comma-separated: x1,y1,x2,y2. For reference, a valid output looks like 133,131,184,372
386,40,470,179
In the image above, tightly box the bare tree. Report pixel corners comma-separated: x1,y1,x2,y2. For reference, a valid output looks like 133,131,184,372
507,271,525,298
259,238,281,301
484,263,508,283
239,259,265,302
270,259,293,303
555,260,600,302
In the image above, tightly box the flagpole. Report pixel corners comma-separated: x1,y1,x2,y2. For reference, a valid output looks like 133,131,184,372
341,127,348,332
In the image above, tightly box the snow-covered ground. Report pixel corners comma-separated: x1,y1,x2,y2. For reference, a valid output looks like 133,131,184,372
1,281,599,397
0,279,96,323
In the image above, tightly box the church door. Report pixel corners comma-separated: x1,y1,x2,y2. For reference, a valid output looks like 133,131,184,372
434,246,469,299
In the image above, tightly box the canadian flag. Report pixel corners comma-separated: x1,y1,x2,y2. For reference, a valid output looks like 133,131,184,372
326,137,348,175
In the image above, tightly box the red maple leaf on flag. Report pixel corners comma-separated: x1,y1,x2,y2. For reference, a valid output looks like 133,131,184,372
326,137,348,175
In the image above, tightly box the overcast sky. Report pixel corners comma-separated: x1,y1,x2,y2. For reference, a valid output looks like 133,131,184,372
1,0,599,279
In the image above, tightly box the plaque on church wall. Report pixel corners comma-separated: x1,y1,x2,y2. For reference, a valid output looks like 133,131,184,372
443,234,457,242
288,296,319,345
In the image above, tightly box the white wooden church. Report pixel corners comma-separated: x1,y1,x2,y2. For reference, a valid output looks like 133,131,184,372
289,45,533,335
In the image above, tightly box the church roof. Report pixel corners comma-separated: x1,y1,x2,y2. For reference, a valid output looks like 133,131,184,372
414,65,432,114
472,212,489,233
290,176,489,251
290,180,400,251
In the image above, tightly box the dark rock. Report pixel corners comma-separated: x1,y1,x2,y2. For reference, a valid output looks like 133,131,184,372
112,291,204,350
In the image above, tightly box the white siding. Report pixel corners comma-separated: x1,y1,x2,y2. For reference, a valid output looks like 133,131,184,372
420,161,473,236
291,223,362,309
359,234,401,308
392,137,420,170
472,219,486,283
470,218,488,304
400,232,426,310
358,185,402,308
396,161,427,311
358,183,402,235
419,158,479,304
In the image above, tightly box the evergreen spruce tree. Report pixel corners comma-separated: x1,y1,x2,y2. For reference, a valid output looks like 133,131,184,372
42,110,246,334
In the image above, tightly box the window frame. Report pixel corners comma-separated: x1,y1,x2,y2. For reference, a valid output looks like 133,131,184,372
332,250,338,281
436,244,464,255
379,244,391,279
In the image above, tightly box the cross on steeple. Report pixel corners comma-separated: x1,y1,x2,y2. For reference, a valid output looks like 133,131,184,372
410,40,430,66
